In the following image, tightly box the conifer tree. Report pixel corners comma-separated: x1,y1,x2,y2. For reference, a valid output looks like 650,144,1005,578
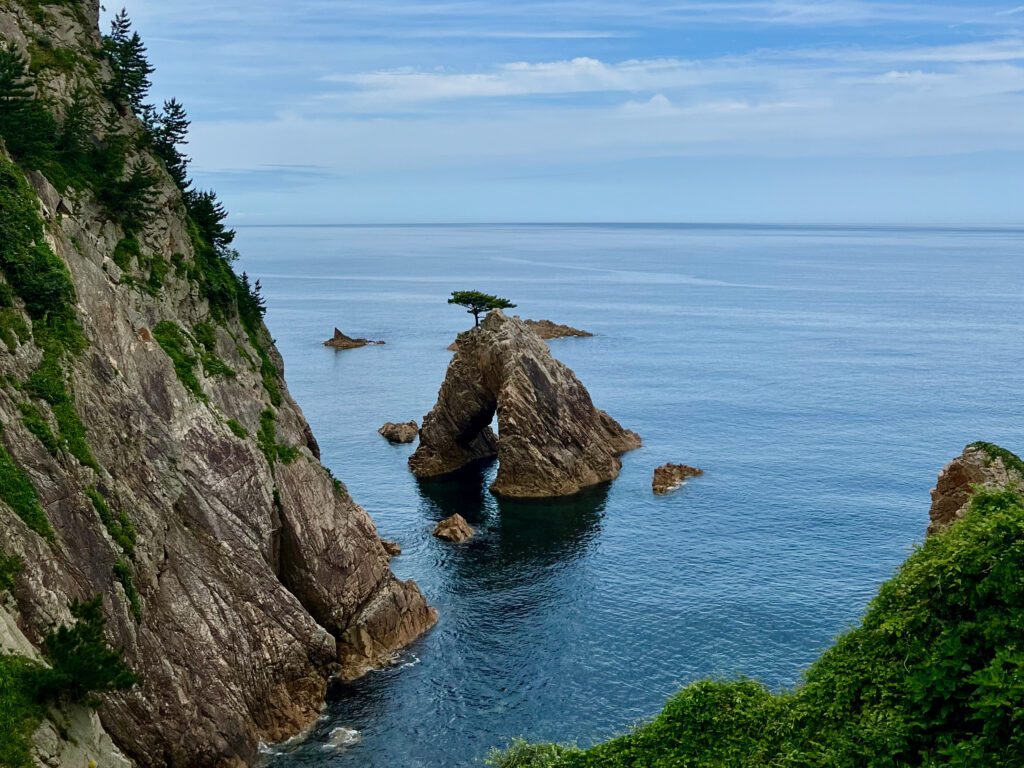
151,98,190,190
103,9,154,115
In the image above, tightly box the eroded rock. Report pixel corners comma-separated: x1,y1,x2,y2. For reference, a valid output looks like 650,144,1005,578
652,464,704,494
433,514,475,542
928,443,1024,535
412,311,640,498
379,421,418,444
448,318,592,351
324,328,385,349
381,540,402,557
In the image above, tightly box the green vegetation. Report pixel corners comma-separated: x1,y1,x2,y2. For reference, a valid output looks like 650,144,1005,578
0,550,22,592
257,409,300,466
27,39,81,77
111,236,141,271
0,307,30,351
226,419,247,439
18,401,59,456
103,9,154,115
113,559,141,621
490,486,1024,768
970,441,1024,477
192,322,236,378
449,290,517,327
1,596,137,766
0,426,54,540
152,320,205,401
85,487,136,558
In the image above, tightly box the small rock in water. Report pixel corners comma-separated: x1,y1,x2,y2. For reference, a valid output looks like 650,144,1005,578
433,513,474,542
381,539,402,557
379,420,418,444
324,727,361,750
652,463,704,494
323,327,385,349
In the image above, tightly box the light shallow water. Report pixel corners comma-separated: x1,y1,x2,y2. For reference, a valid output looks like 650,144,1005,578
240,224,1024,767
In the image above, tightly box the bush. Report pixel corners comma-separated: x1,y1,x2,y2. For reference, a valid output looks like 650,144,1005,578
0,653,47,768
226,419,247,439
18,401,59,456
113,560,141,622
0,426,54,540
492,485,1024,768
152,320,205,401
257,409,299,465
85,487,136,557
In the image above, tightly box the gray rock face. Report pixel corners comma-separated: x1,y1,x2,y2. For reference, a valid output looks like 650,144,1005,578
0,4,436,765
411,311,641,497
928,443,1024,536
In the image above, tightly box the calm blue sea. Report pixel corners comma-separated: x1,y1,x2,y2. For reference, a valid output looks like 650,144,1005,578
243,224,1024,767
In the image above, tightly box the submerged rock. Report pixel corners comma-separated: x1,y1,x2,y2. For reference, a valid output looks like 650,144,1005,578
324,327,385,349
448,317,592,350
928,442,1024,535
412,311,641,498
652,464,704,494
433,514,475,542
379,421,418,444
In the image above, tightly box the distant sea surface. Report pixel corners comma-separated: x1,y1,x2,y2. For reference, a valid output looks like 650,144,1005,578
242,224,1024,767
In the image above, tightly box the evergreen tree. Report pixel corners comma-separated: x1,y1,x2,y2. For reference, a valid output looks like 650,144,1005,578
186,189,235,254
0,47,32,108
0,47,58,167
448,290,517,327
103,9,154,115
151,98,190,190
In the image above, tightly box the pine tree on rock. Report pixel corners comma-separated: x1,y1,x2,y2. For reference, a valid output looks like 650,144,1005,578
103,9,154,116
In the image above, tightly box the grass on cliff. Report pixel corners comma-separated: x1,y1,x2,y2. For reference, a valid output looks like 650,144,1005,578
85,487,136,558
490,486,1024,768
0,426,54,541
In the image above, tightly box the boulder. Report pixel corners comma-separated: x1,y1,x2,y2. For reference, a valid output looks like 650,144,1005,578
652,463,704,494
412,311,641,498
433,514,475,542
323,328,385,349
928,443,1024,535
378,421,418,444
381,540,402,557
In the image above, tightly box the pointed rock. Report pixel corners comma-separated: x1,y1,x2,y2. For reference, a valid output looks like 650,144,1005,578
433,514,475,542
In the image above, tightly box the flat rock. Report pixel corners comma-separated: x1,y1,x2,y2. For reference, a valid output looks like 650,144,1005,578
652,463,704,494
413,310,641,498
433,514,475,542
928,443,1024,535
324,327,385,349
379,421,418,444
448,318,592,350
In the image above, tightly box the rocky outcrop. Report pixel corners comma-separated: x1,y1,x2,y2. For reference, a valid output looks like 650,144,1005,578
412,311,640,497
652,464,703,494
0,4,435,766
928,443,1024,535
379,421,418,444
448,318,592,350
323,328,384,349
381,540,402,557
433,514,475,543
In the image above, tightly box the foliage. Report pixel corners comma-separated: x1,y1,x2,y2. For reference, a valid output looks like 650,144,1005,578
969,442,1024,477
85,487,136,557
152,320,205,401
96,158,159,233
0,550,22,592
102,9,153,115
226,419,247,439
111,236,141,271
0,425,54,540
448,290,517,327
113,559,141,621
145,97,190,190
39,596,137,705
490,486,1024,768
0,653,46,768
257,409,299,465
0,307,30,350
18,400,59,456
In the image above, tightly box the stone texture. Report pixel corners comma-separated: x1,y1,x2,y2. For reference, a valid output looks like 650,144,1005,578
324,328,384,349
433,514,475,543
379,421,418,444
0,4,436,765
928,444,1024,536
412,311,641,498
652,464,704,494
448,318,592,350
381,540,402,557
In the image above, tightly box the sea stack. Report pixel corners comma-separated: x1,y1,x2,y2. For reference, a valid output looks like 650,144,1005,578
411,311,641,498
324,328,385,349
928,443,1024,535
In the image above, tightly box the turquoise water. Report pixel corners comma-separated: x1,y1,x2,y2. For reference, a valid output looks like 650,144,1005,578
245,224,1024,767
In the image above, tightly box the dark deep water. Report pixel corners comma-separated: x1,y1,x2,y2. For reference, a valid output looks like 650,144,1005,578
238,224,1024,767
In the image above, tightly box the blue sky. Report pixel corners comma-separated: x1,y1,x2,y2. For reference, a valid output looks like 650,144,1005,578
108,1,1024,224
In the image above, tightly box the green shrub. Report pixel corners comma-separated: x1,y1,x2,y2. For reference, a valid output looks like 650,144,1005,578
0,550,22,592
0,308,30,351
0,426,54,540
18,401,59,456
226,419,247,439
257,409,299,465
152,320,205,401
85,487,136,557
111,236,141,271
39,596,136,705
969,442,1024,476
0,653,47,768
493,486,1024,768
146,254,168,295
113,560,141,622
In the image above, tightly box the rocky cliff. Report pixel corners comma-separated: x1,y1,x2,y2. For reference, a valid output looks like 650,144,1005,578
410,311,641,497
0,2,435,765
928,442,1024,536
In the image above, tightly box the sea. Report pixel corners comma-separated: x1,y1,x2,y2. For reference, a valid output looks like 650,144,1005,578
238,223,1024,767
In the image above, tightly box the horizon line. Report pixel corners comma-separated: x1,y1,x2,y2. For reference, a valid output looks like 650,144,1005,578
231,221,1024,230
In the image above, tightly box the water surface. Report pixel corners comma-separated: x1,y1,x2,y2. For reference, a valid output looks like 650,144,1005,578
240,224,1024,767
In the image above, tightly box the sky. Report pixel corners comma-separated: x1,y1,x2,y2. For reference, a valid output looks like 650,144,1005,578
105,1,1024,224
